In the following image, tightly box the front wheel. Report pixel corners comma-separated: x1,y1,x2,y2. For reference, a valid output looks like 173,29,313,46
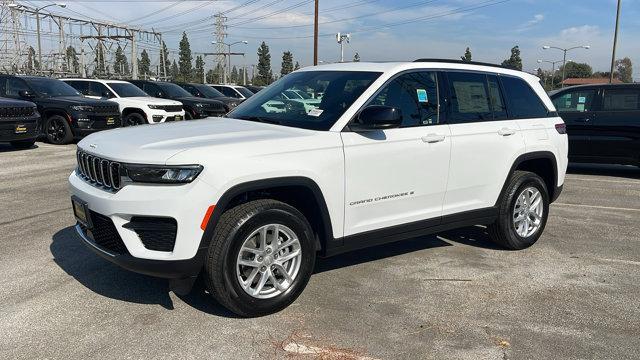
488,171,549,250
204,199,316,317
124,112,146,126
45,115,73,145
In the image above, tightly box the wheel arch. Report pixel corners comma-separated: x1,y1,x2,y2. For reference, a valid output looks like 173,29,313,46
496,151,560,205
122,107,147,119
199,176,334,254
42,108,70,121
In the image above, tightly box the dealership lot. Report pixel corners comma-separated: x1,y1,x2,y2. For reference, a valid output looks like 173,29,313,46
0,142,638,360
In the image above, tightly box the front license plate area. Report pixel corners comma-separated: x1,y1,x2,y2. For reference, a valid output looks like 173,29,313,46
14,124,27,134
106,117,115,125
71,196,92,229
174,115,183,121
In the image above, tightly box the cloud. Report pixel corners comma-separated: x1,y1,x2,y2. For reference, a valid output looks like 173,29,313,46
516,13,544,32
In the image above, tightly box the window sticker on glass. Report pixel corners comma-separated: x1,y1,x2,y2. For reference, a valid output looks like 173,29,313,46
416,89,428,103
453,82,490,113
577,104,585,112
578,96,586,104
308,108,324,117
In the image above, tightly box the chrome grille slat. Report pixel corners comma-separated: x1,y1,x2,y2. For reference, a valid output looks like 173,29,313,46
76,149,122,192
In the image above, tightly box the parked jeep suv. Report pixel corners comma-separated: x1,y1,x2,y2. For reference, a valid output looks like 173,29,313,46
129,80,226,120
63,79,185,126
175,82,241,112
69,60,568,317
0,97,40,149
550,83,639,167
0,75,121,144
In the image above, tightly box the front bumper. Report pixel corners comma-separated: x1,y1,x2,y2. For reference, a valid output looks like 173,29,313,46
71,112,121,137
75,224,205,278
146,108,186,124
68,170,217,265
0,115,40,142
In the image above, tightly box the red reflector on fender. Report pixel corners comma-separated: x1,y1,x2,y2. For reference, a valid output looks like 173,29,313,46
555,123,567,134
200,205,216,231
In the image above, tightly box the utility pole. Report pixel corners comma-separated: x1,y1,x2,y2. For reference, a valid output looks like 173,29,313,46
313,0,319,66
609,0,622,83
158,33,166,80
214,13,227,83
130,30,138,79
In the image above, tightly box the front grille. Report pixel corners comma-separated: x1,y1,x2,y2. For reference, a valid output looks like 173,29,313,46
162,105,183,112
81,210,129,255
76,149,122,191
92,105,119,115
124,217,177,252
0,106,36,118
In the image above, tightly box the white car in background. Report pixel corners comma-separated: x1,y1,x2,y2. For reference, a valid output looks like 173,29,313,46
210,84,254,100
63,79,185,126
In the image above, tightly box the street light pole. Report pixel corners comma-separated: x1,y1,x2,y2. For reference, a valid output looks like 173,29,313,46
542,45,590,88
538,59,567,89
609,0,622,83
213,40,247,84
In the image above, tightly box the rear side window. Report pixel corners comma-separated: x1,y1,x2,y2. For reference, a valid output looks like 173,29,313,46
602,89,640,111
501,76,548,119
553,89,596,113
487,75,507,120
5,78,30,97
446,72,492,123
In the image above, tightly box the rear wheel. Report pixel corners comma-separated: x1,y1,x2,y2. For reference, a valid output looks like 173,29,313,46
124,112,146,126
45,115,73,145
204,199,316,317
488,171,549,250
10,139,35,149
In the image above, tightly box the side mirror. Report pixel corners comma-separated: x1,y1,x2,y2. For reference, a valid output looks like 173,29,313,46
102,91,113,99
156,92,164,98
18,90,35,98
350,105,402,132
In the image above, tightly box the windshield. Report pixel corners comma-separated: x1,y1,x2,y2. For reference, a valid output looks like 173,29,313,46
228,70,381,131
26,78,81,97
195,84,225,98
158,82,193,97
293,90,312,99
235,86,254,98
108,82,149,97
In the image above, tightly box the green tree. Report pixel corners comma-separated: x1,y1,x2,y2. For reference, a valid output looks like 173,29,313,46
139,49,151,78
501,46,522,70
178,32,193,81
113,45,129,75
294,61,301,70
255,41,273,86
171,60,179,80
557,62,592,79
64,46,79,74
281,51,294,76
615,57,633,83
93,43,106,76
353,52,360,62
161,41,171,78
461,47,472,62
26,46,38,74
230,65,239,83
195,55,205,83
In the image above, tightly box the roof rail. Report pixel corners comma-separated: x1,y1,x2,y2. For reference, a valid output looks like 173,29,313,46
413,58,511,70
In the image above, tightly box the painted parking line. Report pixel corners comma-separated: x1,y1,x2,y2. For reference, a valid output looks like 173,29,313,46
553,203,640,212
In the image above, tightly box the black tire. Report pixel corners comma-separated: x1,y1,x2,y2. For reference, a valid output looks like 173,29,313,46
184,110,194,120
488,170,550,250
204,199,316,317
10,139,36,149
123,112,146,126
45,115,73,145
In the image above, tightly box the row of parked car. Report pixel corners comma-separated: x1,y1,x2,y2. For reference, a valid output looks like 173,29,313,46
0,74,263,147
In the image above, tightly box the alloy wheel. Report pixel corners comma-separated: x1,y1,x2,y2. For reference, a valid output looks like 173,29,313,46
512,186,544,238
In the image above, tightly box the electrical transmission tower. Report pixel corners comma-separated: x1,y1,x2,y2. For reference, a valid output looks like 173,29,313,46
0,0,25,73
214,13,227,83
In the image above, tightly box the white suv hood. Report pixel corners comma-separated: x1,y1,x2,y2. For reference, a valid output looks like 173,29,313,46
77,117,316,164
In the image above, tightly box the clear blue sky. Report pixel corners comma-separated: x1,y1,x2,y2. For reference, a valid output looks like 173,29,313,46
37,0,640,79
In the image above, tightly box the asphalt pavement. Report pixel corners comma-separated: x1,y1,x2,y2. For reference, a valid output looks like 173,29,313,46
1,142,638,360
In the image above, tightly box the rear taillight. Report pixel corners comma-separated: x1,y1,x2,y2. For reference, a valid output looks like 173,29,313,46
555,123,567,134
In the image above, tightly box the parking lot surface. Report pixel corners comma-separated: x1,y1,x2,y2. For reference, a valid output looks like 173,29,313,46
1,142,639,360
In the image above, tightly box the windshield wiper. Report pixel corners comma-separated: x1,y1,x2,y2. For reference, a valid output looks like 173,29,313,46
234,115,281,125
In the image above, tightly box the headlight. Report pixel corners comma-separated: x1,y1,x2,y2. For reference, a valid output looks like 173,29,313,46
70,105,94,112
123,164,203,184
195,103,204,108
148,105,164,110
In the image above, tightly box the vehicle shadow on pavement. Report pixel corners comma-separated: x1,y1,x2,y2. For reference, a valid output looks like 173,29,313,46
567,163,640,179
315,225,501,274
51,226,239,317
0,143,39,153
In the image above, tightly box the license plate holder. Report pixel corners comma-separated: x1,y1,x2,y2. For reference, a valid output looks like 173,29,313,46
106,117,115,125
174,115,183,121
71,196,92,229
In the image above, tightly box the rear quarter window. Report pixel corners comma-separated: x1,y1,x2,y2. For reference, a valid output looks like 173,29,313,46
501,76,549,119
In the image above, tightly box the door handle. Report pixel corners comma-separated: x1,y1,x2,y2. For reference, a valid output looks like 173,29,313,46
498,128,516,136
421,134,446,143
575,118,590,123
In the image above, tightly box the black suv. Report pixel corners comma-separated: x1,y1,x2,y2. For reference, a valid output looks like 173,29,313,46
174,82,241,112
0,76,121,145
0,97,40,149
129,80,226,120
551,83,640,167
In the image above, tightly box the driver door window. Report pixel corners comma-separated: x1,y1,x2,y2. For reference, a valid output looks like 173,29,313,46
6,78,30,98
369,71,439,127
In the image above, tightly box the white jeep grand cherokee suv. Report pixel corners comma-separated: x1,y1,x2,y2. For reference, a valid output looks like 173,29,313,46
63,79,185,126
69,60,568,317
